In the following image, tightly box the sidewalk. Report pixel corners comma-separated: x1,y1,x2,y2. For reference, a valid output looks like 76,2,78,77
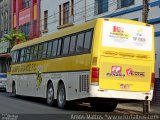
117,102,160,114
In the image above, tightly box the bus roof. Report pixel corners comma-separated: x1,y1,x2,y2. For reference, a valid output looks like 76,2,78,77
11,19,97,51
11,18,152,51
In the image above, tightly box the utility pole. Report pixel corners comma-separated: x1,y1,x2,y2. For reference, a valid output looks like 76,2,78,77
84,0,86,22
142,0,150,22
142,0,150,114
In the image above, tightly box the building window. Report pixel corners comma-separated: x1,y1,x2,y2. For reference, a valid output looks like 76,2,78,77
44,10,48,30
20,23,30,36
71,0,74,16
117,0,134,9
95,0,108,15
59,1,74,26
63,2,70,24
5,11,8,32
22,0,30,9
1,13,4,33
59,5,62,25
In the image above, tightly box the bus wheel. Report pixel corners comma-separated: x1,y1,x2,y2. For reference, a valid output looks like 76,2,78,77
91,101,118,112
57,83,66,109
46,83,54,106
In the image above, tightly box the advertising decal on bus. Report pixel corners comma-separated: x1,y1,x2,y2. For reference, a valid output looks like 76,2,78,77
36,65,43,89
102,21,152,51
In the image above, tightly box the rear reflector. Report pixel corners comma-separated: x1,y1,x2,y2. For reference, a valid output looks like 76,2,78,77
91,67,99,82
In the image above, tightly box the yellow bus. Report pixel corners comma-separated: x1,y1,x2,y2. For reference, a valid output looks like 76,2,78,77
7,18,155,112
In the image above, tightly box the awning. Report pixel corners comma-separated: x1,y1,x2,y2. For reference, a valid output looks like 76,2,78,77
0,53,11,58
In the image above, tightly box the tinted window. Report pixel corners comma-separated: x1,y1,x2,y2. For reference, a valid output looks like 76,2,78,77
84,30,92,52
16,50,21,63
47,41,53,57
51,40,58,57
37,44,43,59
33,45,38,60
62,36,70,55
69,35,76,54
26,47,31,61
12,51,18,63
29,46,34,61
20,49,26,62
76,32,84,52
42,42,48,59
97,0,108,14
57,39,62,56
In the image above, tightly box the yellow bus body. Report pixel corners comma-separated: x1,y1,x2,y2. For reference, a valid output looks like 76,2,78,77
8,18,154,104
91,18,154,92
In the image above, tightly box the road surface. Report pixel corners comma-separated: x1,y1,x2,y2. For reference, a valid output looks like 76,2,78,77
0,91,144,120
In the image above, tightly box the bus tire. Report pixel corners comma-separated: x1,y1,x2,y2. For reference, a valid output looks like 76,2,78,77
91,101,118,112
46,83,54,106
57,83,67,109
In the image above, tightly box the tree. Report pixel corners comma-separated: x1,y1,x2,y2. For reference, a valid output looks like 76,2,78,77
0,29,27,49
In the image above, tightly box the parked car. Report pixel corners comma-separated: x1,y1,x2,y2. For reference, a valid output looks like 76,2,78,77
0,73,7,91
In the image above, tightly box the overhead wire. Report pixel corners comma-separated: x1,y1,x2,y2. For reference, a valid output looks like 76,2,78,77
19,0,135,35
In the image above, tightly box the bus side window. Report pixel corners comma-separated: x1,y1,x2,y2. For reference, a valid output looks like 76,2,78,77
47,41,53,58
76,32,85,53
33,45,38,60
12,51,15,63
20,48,26,62
62,36,70,55
26,47,31,62
16,50,21,63
37,44,43,60
83,30,92,52
57,39,62,56
51,39,58,57
69,35,76,54
12,51,18,63
42,42,48,59
29,46,35,61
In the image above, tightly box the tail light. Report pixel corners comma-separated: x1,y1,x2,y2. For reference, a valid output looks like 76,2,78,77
91,67,99,82
151,73,155,88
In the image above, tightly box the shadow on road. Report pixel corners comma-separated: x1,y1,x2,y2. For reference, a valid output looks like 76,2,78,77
9,93,93,111
2,92,143,113
7,93,109,112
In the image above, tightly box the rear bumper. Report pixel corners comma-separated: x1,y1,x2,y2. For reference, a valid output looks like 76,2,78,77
90,85,153,100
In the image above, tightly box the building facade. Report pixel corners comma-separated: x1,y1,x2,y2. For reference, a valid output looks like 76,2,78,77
12,0,41,39
0,0,12,73
40,0,160,105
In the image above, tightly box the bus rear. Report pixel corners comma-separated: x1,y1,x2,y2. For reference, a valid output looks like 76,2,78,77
90,18,154,101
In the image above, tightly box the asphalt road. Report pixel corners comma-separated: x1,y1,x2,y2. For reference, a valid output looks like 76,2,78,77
0,91,115,120
0,90,145,120
0,91,92,114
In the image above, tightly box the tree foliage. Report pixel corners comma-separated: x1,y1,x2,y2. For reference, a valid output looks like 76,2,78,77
0,29,27,48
